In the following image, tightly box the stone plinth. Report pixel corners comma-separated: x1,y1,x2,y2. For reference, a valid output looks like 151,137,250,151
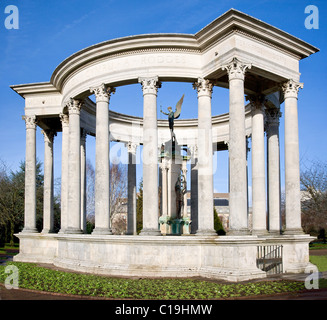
14,233,314,282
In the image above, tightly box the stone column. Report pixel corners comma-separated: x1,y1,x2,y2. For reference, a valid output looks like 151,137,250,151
266,109,282,234
221,57,252,235
59,113,69,233
22,115,38,233
248,95,267,235
281,79,304,234
193,78,216,236
138,76,161,236
90,84,115,235
126,142,137,235
41,129,56,233
80,129,87,233
66,99,83,234
190,145,198,234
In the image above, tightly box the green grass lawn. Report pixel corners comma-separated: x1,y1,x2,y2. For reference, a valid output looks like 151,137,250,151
0,262,307,300
309,255,327,272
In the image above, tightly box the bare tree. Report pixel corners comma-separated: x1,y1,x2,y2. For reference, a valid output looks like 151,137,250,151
300,160,327,234
85,159,127,234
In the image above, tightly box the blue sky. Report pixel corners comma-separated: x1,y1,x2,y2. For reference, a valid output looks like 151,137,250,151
0,0,326,196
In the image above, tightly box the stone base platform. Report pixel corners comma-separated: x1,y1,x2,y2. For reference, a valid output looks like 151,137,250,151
14,233,314,282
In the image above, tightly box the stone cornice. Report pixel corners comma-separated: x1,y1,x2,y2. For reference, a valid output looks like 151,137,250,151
195,9,319,58
48,9,318,93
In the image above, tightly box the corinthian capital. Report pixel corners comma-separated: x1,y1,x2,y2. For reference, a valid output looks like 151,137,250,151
221,57,252,81
265,108,282,127
65,98,84,115
193,78,213,98
59,113,69,127
42,130,56,144
138,76,161,95
22,115,37,129
281,79,303,99
90,83,115,102
246,94,265,114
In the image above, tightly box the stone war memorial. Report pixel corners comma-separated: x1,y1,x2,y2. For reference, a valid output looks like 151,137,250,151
11,9,319,281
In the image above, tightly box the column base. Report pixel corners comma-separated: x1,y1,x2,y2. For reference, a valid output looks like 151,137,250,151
267,230,282,236
139,228,161,236
227,229,251,236
252,229,269,236
41,229,55,234
283,228,304,235
92,228,112,235
64,227,84,234
22,227,38,234
195,229,217,236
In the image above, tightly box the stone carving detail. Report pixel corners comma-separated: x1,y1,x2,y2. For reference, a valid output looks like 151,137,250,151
22,115,37,129
221,57,252,81
65,98,84,115
246,94,265,113
59,113,69,127
90,83,115,102
265,108,282,128
281,79,303,98
42,130,56,144
192,78,213,97
138,76,161,95
127,141,138,154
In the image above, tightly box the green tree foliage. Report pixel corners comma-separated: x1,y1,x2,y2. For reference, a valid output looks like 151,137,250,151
136,180,143,234
214,208,226,235
0,160,61,245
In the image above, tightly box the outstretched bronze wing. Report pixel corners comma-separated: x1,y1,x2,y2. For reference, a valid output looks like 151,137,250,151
174,94,184,119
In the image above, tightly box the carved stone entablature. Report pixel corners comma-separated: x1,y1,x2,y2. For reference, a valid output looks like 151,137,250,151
59,113,69,127
192,78,213,98
90,83,115,103
66,98,84,115
138,76,161,95
221,57,252,81
22,115,37,130
281,79,303,99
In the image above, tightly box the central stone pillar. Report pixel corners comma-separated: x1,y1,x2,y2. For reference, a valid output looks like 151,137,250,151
66,99,83,234
138,76,161,236
248,95,267,235
90,84,115,235
193,78,216,236
126,142,137,235
222,58,251,235
22,115,38,233
80,128,87,233
281,79,304,234
59,113,69,233
266,108,282,234
42,129,56,233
